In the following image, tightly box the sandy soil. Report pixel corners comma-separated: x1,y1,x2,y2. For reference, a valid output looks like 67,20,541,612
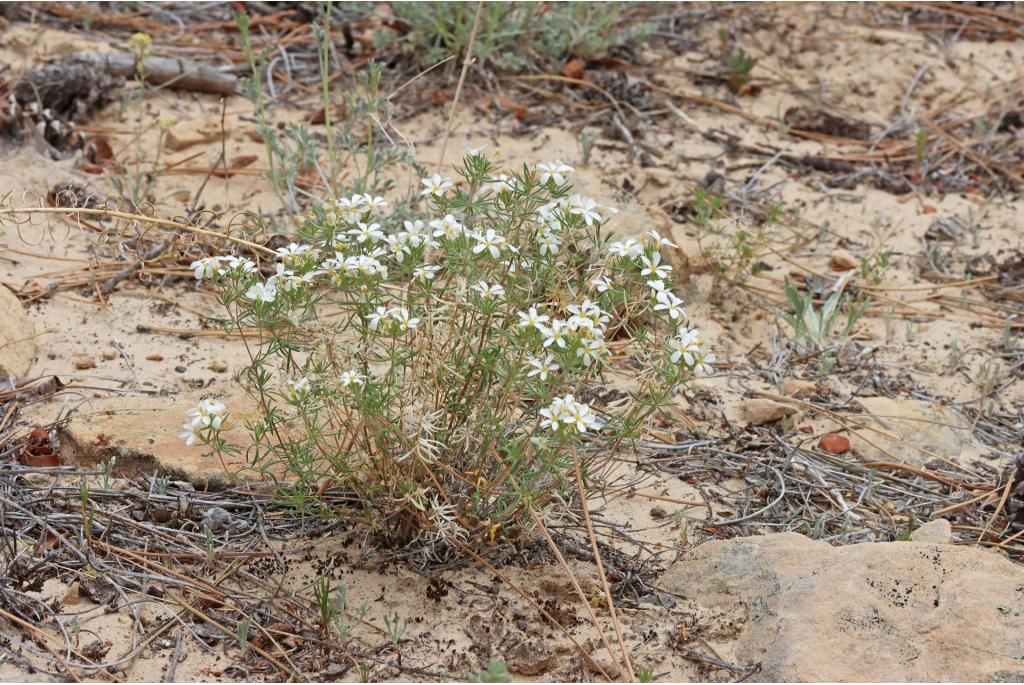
1,3,1022,682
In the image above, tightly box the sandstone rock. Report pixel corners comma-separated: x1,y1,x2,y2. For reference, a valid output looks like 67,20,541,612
851,396,970,466
209,360,229,373
0,285,36,381
910,518,953,544
73,356,95,370
742,398,797,426
782,378,817,397
830,248,859,270
55,388,258,484
661,532,1024,681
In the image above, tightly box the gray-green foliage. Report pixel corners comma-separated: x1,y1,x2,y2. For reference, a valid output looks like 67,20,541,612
236,13,423,221
469,660,512,683
382,2,650,72
780,272,866,353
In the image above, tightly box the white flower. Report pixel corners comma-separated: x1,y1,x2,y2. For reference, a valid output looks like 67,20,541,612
646,279,667,293
191,256,222,280
179,421,203,446
472,228,506,259
487,174,514,193
640,253,672,280
384,233,412,263
669,327,702,365
608,238,643,258
561,397,602,433
646,229,678,248
392,307,420,331
245,281,277,303
275,243,311,260
693,351,716,376
590,276,612,293
366,306,392,331
537,232,561,256
537,161,573,186
654,290,685,320
186,398,227,430
568,299,610,327
569,194,603,226
540,394,602,433
430,214,465,240
403,220,429,248
576,338,608,366
540,395,568,431
286,377,311,402
413,264,441,281
421,174,454,197
361,194,387,212
335,196,364,224
527,354,559,381
349,222,385,244
471,281,505,299
339,370,364,387
540,320,568,349
517,306,550,330
267,263,295,289
224,256,257,275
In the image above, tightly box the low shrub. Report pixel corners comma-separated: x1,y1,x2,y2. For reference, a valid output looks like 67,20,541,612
182,153,712,560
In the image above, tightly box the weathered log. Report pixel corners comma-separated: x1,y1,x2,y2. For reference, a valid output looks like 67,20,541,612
16,52,238,119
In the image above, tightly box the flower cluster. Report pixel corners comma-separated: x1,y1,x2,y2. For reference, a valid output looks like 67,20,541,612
540,394,603,433
181,152,712,553
179,398,227,446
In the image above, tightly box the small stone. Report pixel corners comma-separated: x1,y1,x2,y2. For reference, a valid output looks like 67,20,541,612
819,433,851,454
830,248,859,270
202,506,233,532
783,378,817,397
209,360,228,373
73,357,95,370
145,354,163,362
174,365,187,373
101,349,118,361
743,398,798,426
650,505,669,520
910,519,953,544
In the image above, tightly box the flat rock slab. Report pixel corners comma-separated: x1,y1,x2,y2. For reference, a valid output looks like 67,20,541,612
661,532,1024,681
850,396,971,466
0,285,36,382
55,387,258,485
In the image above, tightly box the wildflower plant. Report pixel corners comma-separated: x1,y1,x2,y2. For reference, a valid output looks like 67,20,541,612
184,153,712,559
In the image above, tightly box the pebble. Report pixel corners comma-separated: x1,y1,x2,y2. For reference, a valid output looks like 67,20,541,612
819,433,851,454
73,356,95,370
783,378,818,397
743,398,798,425
830,248,859,270
209,360,228,373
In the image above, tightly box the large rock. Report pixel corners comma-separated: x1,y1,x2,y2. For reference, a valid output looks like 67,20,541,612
661,532,1024,682
56,388,259,485
850,396,970,466
0,285,36,382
